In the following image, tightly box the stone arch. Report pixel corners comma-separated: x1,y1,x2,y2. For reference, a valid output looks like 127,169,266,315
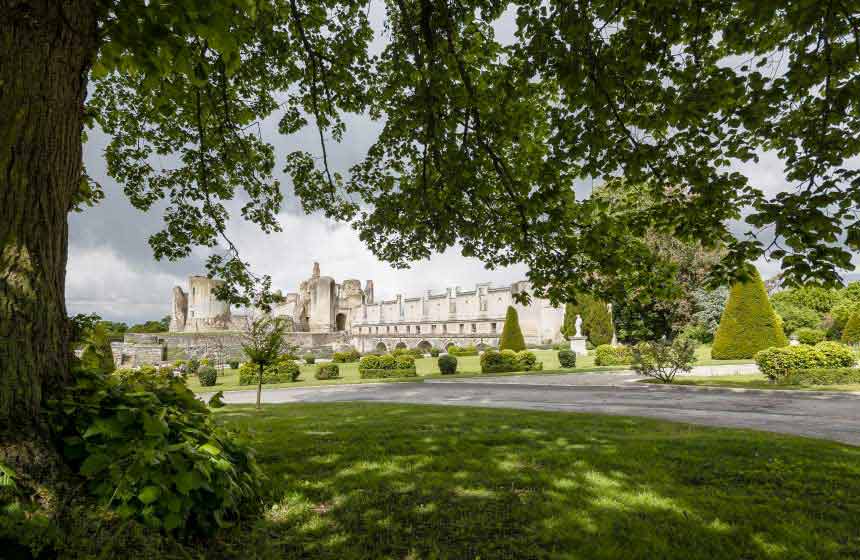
417,340,432,352
335,313,347,332
375,341,388,353
395,341,408,349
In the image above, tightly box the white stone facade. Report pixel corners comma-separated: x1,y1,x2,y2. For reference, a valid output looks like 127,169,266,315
169,264,565,350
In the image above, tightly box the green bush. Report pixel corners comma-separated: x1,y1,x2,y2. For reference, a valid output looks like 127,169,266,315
393,347,424,359
826,300,860,339
781,368,860,385
594,344,633,366
48,369,262,532
842,312,860,344
499,306,527,351
771,285,844,314
303,353,316,364
197,366,217,387
632,338,697,383
480,349,542,373
238,356,300,385
228,360,240,369
332,348,361,363
358,353,416,379
558,350,577,368
755,341,855,380
438,355,458,375
794,327,826,345
712,269,788,359
315,363,341,380
430,347,441,357
208,391,225,408
187,358,200,375
448,345,478,357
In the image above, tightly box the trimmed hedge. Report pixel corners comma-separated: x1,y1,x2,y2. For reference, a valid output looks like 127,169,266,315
558,349,577,368
448,345,478,357
332,348,361,363
781,368,860,385
480,349,542,374
393,347,424,359
315,363,341,380
712,269,788,359
238,356,301,385
594,344,633,366
499,306,527,351
358,353,416,379
438,354,458,375
755,341,856,380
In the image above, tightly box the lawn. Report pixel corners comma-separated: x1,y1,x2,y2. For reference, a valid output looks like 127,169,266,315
187,346,753,393
203,403,860,559
647,373,860,392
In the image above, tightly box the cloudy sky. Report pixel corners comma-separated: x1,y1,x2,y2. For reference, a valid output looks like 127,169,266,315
68,8,856,325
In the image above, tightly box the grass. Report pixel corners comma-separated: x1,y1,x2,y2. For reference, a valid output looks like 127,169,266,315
187,346,754,393
646,373,860,392
202,402,860,559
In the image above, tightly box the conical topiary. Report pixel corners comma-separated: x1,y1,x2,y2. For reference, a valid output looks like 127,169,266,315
499,306,527,351
841,311,860,345
711,268,788,359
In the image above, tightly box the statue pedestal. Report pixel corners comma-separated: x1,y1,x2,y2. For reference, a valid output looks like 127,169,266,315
569,336,587,356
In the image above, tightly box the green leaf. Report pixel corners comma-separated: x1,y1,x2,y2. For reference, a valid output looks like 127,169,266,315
199,443,221,456
80,453,111,476
138,485,161,505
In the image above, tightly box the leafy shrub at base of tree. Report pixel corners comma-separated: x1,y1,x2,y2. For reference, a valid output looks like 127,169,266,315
197,366,217,387
594,345,633,366
712,269,788,359
794,328,826,345
47,369,263,533
332,348,361,363
358,354,417,379
315,363,341,380
447,345,478,357
480,349,542,374
238,356,300,385
499,306,527,351
558,350,577,368
632,338,697,383
755,342,856,381
438,355,458,375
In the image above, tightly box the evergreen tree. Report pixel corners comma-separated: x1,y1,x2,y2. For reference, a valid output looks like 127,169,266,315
712,269,788,359
499,306,527,351
841,312,860,345
563,296,614,346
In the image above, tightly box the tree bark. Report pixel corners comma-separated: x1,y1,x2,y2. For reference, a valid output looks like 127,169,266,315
0,1,98,437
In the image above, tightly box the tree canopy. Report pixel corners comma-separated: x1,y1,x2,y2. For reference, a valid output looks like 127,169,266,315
80,0,860,309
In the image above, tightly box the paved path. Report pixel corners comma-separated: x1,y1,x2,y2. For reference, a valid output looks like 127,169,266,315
212,371,860,446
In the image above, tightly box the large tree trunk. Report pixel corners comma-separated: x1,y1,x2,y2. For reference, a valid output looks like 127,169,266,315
0,0,98,468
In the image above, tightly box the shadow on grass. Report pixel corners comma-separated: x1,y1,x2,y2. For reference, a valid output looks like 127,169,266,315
213,403,860,559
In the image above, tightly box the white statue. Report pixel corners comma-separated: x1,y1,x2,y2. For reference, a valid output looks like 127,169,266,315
574,314,583,338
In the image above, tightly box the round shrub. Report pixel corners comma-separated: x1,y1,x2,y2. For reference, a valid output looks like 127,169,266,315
594,344,633,366
394,354,416,370
333,348,361,363
558,349,577,368
755,341,855,380
197,365,217,387
438,355,458,375
238,356,300,385
480,349,541,373
359,354,383,371
378,354,397,370
430,347,441,357
228,360,240,369
712,269,788,359
303,353,316,364
795,327,825,345
315,363,340,380
815,341,856,368
514,350,538,371
187,358,200,375
48,369,262,533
